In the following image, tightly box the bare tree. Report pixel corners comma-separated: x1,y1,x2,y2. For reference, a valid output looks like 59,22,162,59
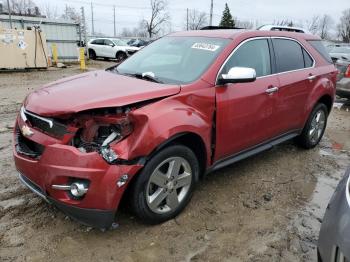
121,21,149,38
308,15,320,35
235,19,254,29
61,5,81,23
318,14,333,39
186,9,208,30
2,0,40,15
41,2,59,19
273,20,295,26
337,9,350,43
143,0,169,38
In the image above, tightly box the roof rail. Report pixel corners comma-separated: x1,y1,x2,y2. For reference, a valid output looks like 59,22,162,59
200,26,245,30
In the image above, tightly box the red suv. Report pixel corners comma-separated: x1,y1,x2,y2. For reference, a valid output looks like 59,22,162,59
14,30,337,229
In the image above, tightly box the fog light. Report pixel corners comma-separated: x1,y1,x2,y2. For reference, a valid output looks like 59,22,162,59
70,182,88,197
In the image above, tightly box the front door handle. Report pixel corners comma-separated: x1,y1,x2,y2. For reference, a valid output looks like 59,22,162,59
265,86,279,94
307,75,317,81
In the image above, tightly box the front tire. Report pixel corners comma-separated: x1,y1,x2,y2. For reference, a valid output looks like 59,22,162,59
130,145,199,224
296,103,328,149
116,51,127,62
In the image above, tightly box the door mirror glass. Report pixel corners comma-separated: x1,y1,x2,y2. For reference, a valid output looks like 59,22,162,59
219,67,256,84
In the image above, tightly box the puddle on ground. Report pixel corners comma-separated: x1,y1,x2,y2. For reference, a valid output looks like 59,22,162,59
288,135,350,261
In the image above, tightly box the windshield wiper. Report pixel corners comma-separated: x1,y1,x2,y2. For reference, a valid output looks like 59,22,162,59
122,72,163,84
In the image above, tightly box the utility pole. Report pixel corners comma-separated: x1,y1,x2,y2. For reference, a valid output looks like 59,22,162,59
6,0,12,29
81,6,87,52
186,8,189,30
113,5,116,37
91,2,94,36
209,0,213,26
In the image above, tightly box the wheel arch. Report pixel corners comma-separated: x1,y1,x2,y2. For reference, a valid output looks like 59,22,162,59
316,94,333,114
116,50,127,57
147,132,207,178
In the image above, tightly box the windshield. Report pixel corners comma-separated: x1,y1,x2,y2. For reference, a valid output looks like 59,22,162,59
116,36,230,84
112,39,128,46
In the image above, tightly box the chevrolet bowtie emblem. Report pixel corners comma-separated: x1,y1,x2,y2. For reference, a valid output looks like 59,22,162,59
21,125,34,137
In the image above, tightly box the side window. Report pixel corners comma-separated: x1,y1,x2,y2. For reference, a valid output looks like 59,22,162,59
104,39,113,46
222,39,271,77
303,49,313,68
272,39,305,72
91,39,104,45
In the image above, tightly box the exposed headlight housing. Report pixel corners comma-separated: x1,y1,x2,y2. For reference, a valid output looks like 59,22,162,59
73,115,133,164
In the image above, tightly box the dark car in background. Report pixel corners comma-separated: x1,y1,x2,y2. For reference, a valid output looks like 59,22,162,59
127,38,150,48
318,167,350,262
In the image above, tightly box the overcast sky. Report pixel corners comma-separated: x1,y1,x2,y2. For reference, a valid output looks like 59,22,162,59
25,0,350,36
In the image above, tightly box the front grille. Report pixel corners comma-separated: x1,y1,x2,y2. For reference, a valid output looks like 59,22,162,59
23,109,68,138
15,126,45,159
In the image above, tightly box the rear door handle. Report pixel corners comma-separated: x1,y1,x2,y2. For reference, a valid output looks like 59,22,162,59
307,75,317,81
265,86,279,94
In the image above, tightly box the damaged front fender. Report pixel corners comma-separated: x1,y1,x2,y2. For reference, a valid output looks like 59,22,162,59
112,86,216,168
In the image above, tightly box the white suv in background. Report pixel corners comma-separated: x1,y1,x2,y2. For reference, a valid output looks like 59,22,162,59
87,38,140,61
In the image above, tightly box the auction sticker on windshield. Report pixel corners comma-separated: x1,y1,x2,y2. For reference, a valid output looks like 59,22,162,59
191,43,220,52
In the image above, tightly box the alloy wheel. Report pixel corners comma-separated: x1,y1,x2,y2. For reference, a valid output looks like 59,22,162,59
309,109,326,144
146,157,192,214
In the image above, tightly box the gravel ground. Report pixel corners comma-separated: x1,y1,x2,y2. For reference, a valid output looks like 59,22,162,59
0,61,349,262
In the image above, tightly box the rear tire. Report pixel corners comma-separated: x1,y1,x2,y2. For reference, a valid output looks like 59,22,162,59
88,49,96,60
130,145,199,224
296,103,328,149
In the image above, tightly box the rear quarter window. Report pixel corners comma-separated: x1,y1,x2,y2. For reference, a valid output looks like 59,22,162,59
308,40,333,64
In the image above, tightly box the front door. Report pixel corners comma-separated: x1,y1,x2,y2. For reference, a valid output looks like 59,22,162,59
214,38,280,161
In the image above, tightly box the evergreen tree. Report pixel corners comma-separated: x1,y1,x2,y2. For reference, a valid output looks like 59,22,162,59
219,3,235,28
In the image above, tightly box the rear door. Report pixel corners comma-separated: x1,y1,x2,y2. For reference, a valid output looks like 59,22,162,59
271,38,316,135
90,39,104,56
214,38,280,161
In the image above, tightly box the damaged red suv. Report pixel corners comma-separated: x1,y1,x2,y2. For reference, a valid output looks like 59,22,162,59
14,30,337,229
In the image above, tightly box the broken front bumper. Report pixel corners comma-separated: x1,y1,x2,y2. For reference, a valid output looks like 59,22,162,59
18,172,115,228
14,128,143,228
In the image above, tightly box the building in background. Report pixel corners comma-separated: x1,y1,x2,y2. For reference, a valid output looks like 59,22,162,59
0,12,81,62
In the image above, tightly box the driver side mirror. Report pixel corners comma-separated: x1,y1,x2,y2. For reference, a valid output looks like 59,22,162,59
218,67,256,85
108,43,115,47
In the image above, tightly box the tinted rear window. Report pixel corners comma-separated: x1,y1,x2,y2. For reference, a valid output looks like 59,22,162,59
308,40,333,64
273,39,305,72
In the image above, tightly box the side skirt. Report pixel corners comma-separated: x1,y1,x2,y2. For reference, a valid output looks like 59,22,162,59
206,130,301,174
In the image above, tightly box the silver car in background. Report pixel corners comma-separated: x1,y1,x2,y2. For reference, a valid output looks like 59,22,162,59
329,45,350,62
318,167,350,261
335,59,350,98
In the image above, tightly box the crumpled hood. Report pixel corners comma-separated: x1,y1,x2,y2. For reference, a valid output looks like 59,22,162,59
24,70,180,117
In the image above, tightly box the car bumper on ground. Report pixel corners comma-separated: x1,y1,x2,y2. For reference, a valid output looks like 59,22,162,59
318,168,350,261
336,78,350,98
14,137,143,228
